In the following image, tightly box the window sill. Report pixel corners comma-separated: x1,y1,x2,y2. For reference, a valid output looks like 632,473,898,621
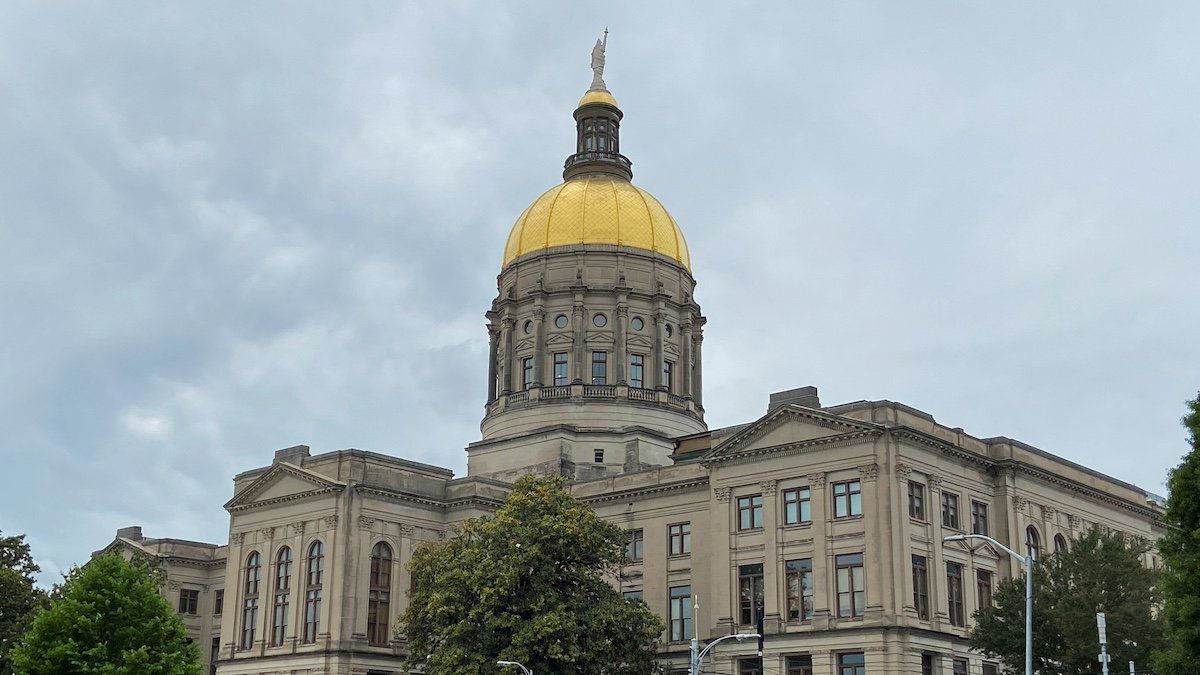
832,515,864,522
782,521,813,529
667,553,691,560
736,527,764,534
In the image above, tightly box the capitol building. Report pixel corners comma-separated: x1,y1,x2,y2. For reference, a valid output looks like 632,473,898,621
97,51,1165,675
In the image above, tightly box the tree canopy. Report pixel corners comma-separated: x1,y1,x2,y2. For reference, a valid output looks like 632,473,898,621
1154,392,1200,674
0,532,47,675
11,552,200,675
400,474,666,675
970,527,1161,674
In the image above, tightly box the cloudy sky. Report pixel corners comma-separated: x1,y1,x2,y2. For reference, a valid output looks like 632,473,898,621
2,2,1198,586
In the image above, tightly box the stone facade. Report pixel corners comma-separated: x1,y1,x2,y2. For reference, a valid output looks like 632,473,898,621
94,67,1164,675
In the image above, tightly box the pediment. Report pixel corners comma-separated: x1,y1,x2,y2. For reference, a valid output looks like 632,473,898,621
224,463,346,512
585,331,615,345
545,333,574,346
626,335,653,350
706,405,882,463
664,342,681,357
515,337,535,352
945,537,1003,560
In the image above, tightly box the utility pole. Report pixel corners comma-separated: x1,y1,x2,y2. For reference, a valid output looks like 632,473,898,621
1096,612,1111,675
1128,660,1136,675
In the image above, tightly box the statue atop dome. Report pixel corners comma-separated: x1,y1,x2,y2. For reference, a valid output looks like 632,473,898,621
590,28,608,90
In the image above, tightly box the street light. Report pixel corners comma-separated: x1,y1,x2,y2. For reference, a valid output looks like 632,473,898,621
944,533,1034,675
689,632,760,675
497,660,532,675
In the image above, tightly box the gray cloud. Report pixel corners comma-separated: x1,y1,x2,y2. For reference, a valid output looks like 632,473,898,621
1,2,1197,586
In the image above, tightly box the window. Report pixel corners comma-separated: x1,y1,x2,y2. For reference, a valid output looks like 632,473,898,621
591,351,607,385
738,563,765,625
908,481,926,520
921,654,934,675
737,494,764,530
554,314,568,329
953,658,968,675
668,522,691,556
593,313,607,327
241,552,261,649
971,500,989,536
270,547,291,646
553,352,568,386
521,357,533,390
629,353,645,389
662,360,674,391
912,554,930,620
738,658,763,675
625,529,643,563
833,480,862,518
983,663,1000,675
178,588,199,615
368,542,392,646
303,541,324,643
623,589,643,601
631,316,644,331
213,589,223,616
838,652,866,675
947,562,965,627
941,492,960,530
786,558,814,621
1054,534,1068,555
1026,525,1041,559
523,319,533,334
594,448,604,463
977,569,993,608
835,553,865,618
783,487,811,525
787,655,813,675
669,585,692,641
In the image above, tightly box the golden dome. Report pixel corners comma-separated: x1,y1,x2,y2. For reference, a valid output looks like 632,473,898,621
502,176,691,271
578,89,618,108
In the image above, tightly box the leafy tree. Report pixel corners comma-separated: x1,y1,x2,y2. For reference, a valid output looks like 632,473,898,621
970,527,1161,674
1155,392,1200,674
0,532,47,675
11,552,201,675
401,474,666,675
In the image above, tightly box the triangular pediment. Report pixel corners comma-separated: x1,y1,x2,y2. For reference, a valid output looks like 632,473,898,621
545,333,574,346
664,342,681,357
706,405,882,463
585,331,615,345
626,335,653,350
224,463,346,512
515,337,535,352
945,537,1003,560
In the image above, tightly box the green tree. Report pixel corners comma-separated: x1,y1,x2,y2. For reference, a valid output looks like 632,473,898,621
0,532,47,675
401,474,666,675
1155,392,1200,674
11,552,201,675
970,527,1161,674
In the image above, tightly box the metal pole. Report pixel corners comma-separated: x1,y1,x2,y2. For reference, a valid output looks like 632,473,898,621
1129,660,1136,675
1097,612,1110,675
690,594,699,675
1025,554,1033,675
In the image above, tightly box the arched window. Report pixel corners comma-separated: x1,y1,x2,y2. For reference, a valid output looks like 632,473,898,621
271,547,292,646
1054,534,1068,555
1026,525,1041,559
241,552,261,649
303,541,324,643
367,542,393,646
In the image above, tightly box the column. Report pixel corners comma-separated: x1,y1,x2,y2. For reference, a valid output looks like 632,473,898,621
652,312,665,389
500,317,514,394
859,462,886,620
693,333,704,407
711,486,735,635
927,476,949,626
808,472,831,628
761,479,782,634
614,301,628,384
572,296,585,383
681,320,693,398
486,327,499,402
532,308,546,387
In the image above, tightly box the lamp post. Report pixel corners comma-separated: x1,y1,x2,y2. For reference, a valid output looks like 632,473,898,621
944,534,1034,675
497,660,532,675
689,632,760,675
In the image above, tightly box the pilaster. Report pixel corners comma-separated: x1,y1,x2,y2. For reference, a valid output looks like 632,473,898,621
760,479,782,633
711,486,734,635
807,472,832,628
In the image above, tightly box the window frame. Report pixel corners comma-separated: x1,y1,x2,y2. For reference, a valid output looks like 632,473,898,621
624,529,644,563
977,568,993,609
912,554,930,620
835,553,865,619
178,588,199,615
367,541,393,647
668,522,691,556
837,652,866,675
971,500,989,536
783,486,812,525
629,353,645,389
786,655,814,675
270,546,292,647
553,352,569,386
668,585,692,642
941,491,961,530
833,480,862,518
908,481,926,520
785,558,814,621
303,541,324,644
662,360,674,392
737,494,764,531
590,351,608,385
738,563,765,626
947,561,966,627
521,357,533,390
1026,525,1041,559
241,551,261,649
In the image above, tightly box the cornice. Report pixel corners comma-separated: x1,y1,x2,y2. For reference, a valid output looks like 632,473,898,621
226,487,341,513
703,430,880,468
708,406,884,462
577,476,710,505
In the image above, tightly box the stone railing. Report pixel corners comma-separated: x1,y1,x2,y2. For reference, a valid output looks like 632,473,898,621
541,385,570,400
486,384,698,420
583,385,617,398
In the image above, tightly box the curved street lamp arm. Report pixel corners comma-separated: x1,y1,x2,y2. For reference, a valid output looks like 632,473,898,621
943,533,1027,566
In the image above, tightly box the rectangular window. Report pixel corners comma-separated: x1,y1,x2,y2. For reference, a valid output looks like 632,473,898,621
947,562,966,627
213,589,223,615
908,481,926,520
178,588,199,615
594,448,604,463
210,637,220,675
738,563,765,626
668,522,691,556
971,500,989,536
977,569,993,608
835,553,865,618
786,558,814,621
838,652,866,675
625,529,643,563
591,351,608,385
942,492,960,530
922,654,934,675
737,494,764,530
629,353,645,389
738,658,763,675
553,352,568,386
912,554,930,620
953,659,968,675
983,663,999,675
787,656,813,675
521,357,533,390
669,585,692,641
783,487,811,525
623,589,643,601
662,360,674,392
833,480,862,518
241,597,258,648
